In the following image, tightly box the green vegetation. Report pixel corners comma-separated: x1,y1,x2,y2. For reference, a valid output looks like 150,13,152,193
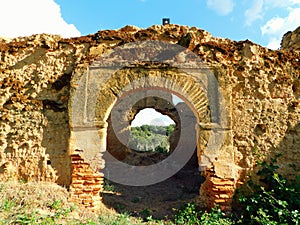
0,157,299,224
174,204,233,225
128,124,175,153
103,178,116,192
235,157,300,225
0,181,143,225
174,157,300,225
0,181,76,224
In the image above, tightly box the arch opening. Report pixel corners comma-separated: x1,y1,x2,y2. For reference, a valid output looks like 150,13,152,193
103,89,204,220
107,107,177,166
128,108,176,155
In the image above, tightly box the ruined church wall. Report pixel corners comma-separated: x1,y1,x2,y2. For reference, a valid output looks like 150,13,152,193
0,25,299,189
229,44,299,180
193,39,300,180
0,35,91,185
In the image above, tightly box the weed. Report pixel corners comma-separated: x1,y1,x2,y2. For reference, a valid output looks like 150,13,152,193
174,203,199,225
237,157,300,224
97,211,135,225
0,159,298,225
174,203,232,225
140,208,151,218
48,199,62,210
104,179,116,192
1,199,14,211
199,207,233,225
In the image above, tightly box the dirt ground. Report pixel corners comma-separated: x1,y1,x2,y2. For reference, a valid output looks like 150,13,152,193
102,153,205,220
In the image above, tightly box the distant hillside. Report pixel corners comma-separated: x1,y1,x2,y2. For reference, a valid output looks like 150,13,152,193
128,124,175,153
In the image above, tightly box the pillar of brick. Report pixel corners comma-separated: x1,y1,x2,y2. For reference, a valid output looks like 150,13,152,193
69,152,104,210
199,168,236,212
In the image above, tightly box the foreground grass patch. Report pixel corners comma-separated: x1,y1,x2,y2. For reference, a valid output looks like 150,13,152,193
0,181,144,225
1,157,299,225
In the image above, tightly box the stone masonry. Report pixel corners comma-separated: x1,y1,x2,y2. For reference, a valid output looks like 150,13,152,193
0,24,299,210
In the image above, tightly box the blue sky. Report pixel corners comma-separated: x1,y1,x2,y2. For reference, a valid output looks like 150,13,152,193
56,0,300,49
56,0,300,47
1,0,300,49
1,0,300,126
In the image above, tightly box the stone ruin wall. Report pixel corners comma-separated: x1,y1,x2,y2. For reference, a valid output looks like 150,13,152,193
0,24,299,210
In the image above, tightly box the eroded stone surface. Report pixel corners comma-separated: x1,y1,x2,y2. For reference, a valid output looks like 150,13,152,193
281,26,300,51
0,24,299,210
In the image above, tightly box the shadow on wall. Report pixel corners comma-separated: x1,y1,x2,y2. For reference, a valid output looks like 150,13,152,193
233,121,300,209
268,122,300,179
40,73,72,186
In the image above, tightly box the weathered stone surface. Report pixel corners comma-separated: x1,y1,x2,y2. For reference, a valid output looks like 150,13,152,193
281,26,300,51
0,24,299,210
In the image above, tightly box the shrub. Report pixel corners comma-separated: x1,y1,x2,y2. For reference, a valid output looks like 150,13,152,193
199,208,233,225
174,158,300,225
174,203,232,225
237,158,300,225
174,203,200,225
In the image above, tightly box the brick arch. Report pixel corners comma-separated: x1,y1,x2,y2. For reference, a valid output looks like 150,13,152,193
69,36,236,209
94,66,211,125
69,62,236,210
92,66,211,166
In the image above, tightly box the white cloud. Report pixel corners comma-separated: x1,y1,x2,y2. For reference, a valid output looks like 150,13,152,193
265,37,281,49
206,0,235,16
243,0,300,49
245,0,300,26
131,109,175,127
261,17,285,35
264,0,300,8
245,0,264,26
261,7,300,49
0,0,81,38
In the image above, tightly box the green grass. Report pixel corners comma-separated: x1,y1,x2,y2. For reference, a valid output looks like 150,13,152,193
0,181,157,225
